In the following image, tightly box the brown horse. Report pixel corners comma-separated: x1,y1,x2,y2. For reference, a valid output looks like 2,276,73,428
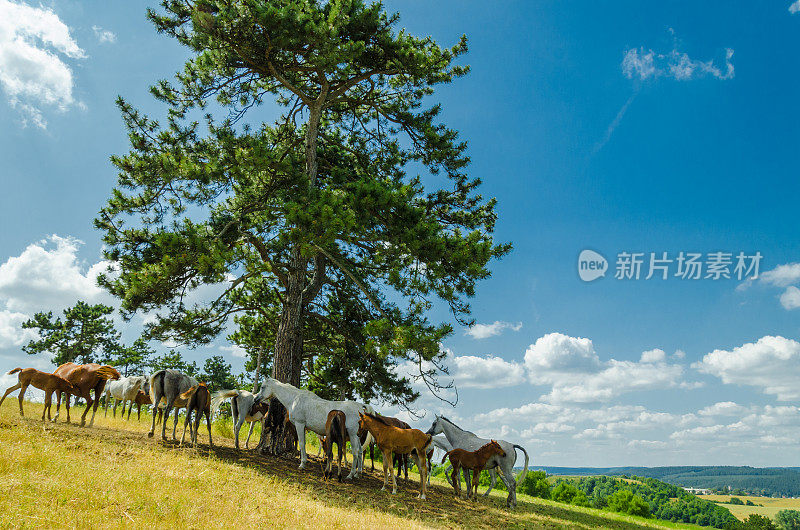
179,383,213,449
283,411,299,457
322,410,347,481
442,440,506,500
357,412,432,499
126,390,152,420
0,368,78,421
54,362,121,427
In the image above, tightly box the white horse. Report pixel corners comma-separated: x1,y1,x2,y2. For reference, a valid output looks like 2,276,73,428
255,377,373,479
427,415,529,508
103,375,147,419
210,389,269,450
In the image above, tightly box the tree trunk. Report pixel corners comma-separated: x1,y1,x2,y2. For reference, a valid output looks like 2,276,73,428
252,344,264,392
272,247,306,386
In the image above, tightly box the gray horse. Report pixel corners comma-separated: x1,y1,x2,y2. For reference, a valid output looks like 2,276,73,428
148,369,198,441
427,415,529,508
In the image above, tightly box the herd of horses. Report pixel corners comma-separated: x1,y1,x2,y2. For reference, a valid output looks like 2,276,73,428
0,362,530,508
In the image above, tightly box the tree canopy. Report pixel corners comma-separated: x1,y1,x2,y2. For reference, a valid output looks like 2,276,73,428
96,0,509,407
22,301,120,366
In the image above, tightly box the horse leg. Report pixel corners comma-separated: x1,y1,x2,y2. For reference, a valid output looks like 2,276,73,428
160,403,172,441
17,383,28,417
240,419,253,450
381,450,389,491
88,384,105,427
103,392,110,417
180,409,191,447
418,452,428,500
204,409,212,449
497,464,517,508
388,451,398,494
193,406,202,447
346,428,362,479
148,393,159,438
172,406,180,441
295,422,307,469
472,469,481,501
0,382,21,410
483,468,498,497
336,439,343,482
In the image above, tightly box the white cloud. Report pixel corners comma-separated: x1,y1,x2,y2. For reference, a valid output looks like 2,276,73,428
465,320,522,339
0,0,85,128
694,335,800,400
220,344,247,359
449,353,525,389
640,348,666,363
622,44,734,82
759,263,800,287
790,1,800,14
0,310,37,348
524,333,683,403
780,286,800,310
91,25,115,44
0,235,114,313
698,401,745,417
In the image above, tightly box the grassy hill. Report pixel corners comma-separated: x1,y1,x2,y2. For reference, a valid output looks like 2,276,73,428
698,494,800,522
0,402,701,529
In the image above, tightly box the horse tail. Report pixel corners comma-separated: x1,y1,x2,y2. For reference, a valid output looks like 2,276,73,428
210,389,240,416
513,444,529,485
441,450,453,464
149,371,164,404
423,434,433,453
95,365,120,381
7,368,21,375
179,384,199,401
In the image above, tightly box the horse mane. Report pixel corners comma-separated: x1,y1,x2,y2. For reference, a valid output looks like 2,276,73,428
439,416,477,436
364,412,392,427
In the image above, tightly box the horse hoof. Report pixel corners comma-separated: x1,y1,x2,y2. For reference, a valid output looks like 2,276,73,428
147,432,154,438
381,486,387,491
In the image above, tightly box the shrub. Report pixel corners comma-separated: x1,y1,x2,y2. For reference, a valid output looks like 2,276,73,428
607,489,650,518
776,510,800,530
730,497,745,505
519,471,551,499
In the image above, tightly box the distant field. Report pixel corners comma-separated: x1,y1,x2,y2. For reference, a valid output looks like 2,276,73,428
697,494,800,521
0,401,701,529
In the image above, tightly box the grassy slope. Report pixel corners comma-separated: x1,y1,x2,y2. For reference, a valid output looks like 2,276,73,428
0,402,701,529
698,494,800,521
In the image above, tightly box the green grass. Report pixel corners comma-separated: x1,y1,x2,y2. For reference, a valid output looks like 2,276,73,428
0,401,703,529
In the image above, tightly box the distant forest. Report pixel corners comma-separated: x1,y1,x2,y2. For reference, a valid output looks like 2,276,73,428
538,467,800,497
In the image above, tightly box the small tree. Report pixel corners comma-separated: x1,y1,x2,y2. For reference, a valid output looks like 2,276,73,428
200,355,238,390
149,350,198,376
22,301,120,365
744,514,778,530
101,336,154,376
776,510,800,530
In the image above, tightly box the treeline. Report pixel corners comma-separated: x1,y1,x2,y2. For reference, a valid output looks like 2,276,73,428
430,468,767,529
541,466,800,498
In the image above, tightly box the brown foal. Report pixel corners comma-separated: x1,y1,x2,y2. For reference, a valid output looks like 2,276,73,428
179,383,213,449
127,390,152,420
321,410,347,481
442,440,506,500
357,412,432,499
0,368,78,421
54,362,121,427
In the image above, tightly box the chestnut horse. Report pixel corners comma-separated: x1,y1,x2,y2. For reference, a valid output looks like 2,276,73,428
357,412,432,499
179,383,213,449
54,363,121,427
442,440,506,500
126,390,152,420
0,368,78,421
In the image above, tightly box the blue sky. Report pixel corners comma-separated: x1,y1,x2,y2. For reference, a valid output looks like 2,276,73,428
1,1,800,466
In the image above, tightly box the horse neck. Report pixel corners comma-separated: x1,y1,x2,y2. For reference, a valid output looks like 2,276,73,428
440,419,466,443
266,380,299,409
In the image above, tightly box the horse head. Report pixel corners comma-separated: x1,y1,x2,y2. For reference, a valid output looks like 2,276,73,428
490,439,506,457
425,414,442,435
357,412,368,439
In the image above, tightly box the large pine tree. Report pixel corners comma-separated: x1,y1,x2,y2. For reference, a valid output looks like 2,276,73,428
96,0,509,404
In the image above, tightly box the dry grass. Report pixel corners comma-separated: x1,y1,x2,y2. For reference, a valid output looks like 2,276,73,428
698,494,800,521
0,401,700,529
